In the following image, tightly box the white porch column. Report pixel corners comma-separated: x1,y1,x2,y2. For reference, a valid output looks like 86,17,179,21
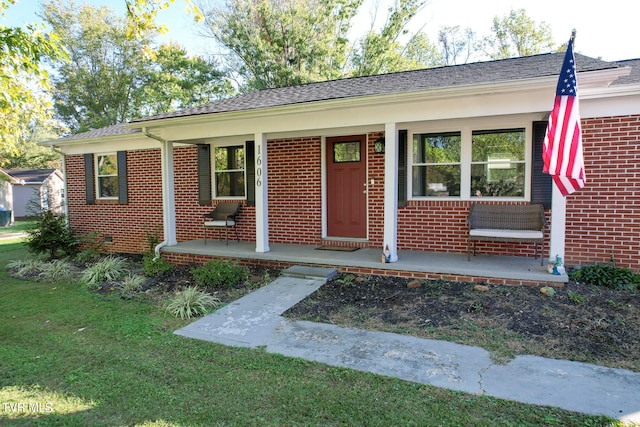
383,122,399,262
161,140,177,246
548,185,566,264
254,132,270,253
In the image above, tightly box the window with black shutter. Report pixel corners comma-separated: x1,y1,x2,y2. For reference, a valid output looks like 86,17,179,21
531,121,552,208
398,130,407,208
197,144,212,206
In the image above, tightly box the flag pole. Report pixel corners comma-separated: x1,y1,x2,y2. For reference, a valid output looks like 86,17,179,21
545,29,579,265
548,183,567,264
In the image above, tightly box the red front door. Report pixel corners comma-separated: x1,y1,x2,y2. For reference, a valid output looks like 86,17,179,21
326,135,367,238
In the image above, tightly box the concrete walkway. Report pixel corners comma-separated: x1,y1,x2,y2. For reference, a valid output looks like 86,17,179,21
175,266,640,424
0,232,27,241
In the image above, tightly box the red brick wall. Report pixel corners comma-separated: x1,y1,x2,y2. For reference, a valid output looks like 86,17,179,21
266,137,323,244
564,115,640,269
65,150,164,253
367,133,385,247
396,201,550,259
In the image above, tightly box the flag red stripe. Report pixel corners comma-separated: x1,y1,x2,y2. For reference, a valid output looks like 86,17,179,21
542,36,585,196
554,96,573,176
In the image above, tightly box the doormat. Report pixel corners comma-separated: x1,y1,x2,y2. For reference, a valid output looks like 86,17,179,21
316,246,359,252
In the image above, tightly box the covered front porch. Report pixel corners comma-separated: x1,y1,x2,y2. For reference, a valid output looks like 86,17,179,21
161,239,568,286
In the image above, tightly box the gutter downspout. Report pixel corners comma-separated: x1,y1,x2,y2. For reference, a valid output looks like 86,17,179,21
142,127,177,259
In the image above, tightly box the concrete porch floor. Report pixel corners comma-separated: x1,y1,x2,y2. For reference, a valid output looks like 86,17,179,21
161,239,568,286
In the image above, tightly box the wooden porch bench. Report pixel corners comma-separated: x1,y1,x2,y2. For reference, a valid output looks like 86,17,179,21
204,202,241,245
467,203,545,265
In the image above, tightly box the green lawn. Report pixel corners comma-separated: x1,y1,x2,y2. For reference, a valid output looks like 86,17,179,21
0,221,35,241
0,241,620,426
0,220,35,235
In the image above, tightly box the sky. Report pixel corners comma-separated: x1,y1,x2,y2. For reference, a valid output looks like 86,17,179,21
4,0,640,62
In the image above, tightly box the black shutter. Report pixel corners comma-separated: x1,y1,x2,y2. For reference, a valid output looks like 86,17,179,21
531,121,552,208
117,151,128,204
398,130,408,208
197,144,212,206
245,141,255,207
84,153,95,205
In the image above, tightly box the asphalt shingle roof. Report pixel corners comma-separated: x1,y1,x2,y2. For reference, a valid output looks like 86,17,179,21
5,169,58,183
613,58,640,85
58,52,629,142
132,52,616,123
55,123,140,142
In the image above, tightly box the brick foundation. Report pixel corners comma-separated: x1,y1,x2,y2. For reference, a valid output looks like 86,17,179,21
161,251,563,287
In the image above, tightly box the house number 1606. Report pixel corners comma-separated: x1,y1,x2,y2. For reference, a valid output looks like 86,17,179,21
256,145,263,187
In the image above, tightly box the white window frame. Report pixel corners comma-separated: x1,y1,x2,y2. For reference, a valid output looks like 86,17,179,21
470,128,527,198
411,131,462,198
211,141,247,200
408,119,532,201
95,152,118,200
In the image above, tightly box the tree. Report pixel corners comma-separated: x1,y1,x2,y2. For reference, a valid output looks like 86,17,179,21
350,0,429,76
199,0,363,90
0,130,62,169
42,1,231,133
139,43,233,116
124,0,203,38
26,210,79,260
0,0,66,161
42,1,151,132
403,32,443,69
482,8,555,59
437,26,477,65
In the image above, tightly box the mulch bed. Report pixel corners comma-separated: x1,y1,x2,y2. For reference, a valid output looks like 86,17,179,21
283,273,640,371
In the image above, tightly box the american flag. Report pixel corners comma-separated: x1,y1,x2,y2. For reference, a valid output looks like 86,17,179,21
542,34,585,196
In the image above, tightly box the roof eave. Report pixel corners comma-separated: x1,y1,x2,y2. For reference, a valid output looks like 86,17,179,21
126,76,560,131
128,69,624,131
46,133,155,154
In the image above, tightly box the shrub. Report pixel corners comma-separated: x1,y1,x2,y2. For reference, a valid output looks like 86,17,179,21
570,259,640,290
191,259,249,289
120,274,146,292
38,260,76,282
81,256,128,288
26,210,79,259
144,226,162,253
118,274,147,299
7,259,46,279
165,286,221,319
142,253,173,277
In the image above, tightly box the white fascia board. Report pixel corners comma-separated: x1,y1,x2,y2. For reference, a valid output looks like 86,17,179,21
47,134,155,155
578,66,632,90
581,89,640,118
0,169,18,184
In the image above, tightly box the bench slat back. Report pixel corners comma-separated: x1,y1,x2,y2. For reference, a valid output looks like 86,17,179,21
468,203,545,231
207,202,241,221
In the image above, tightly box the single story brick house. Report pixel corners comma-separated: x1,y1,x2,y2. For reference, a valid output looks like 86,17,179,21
48,52,640,270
